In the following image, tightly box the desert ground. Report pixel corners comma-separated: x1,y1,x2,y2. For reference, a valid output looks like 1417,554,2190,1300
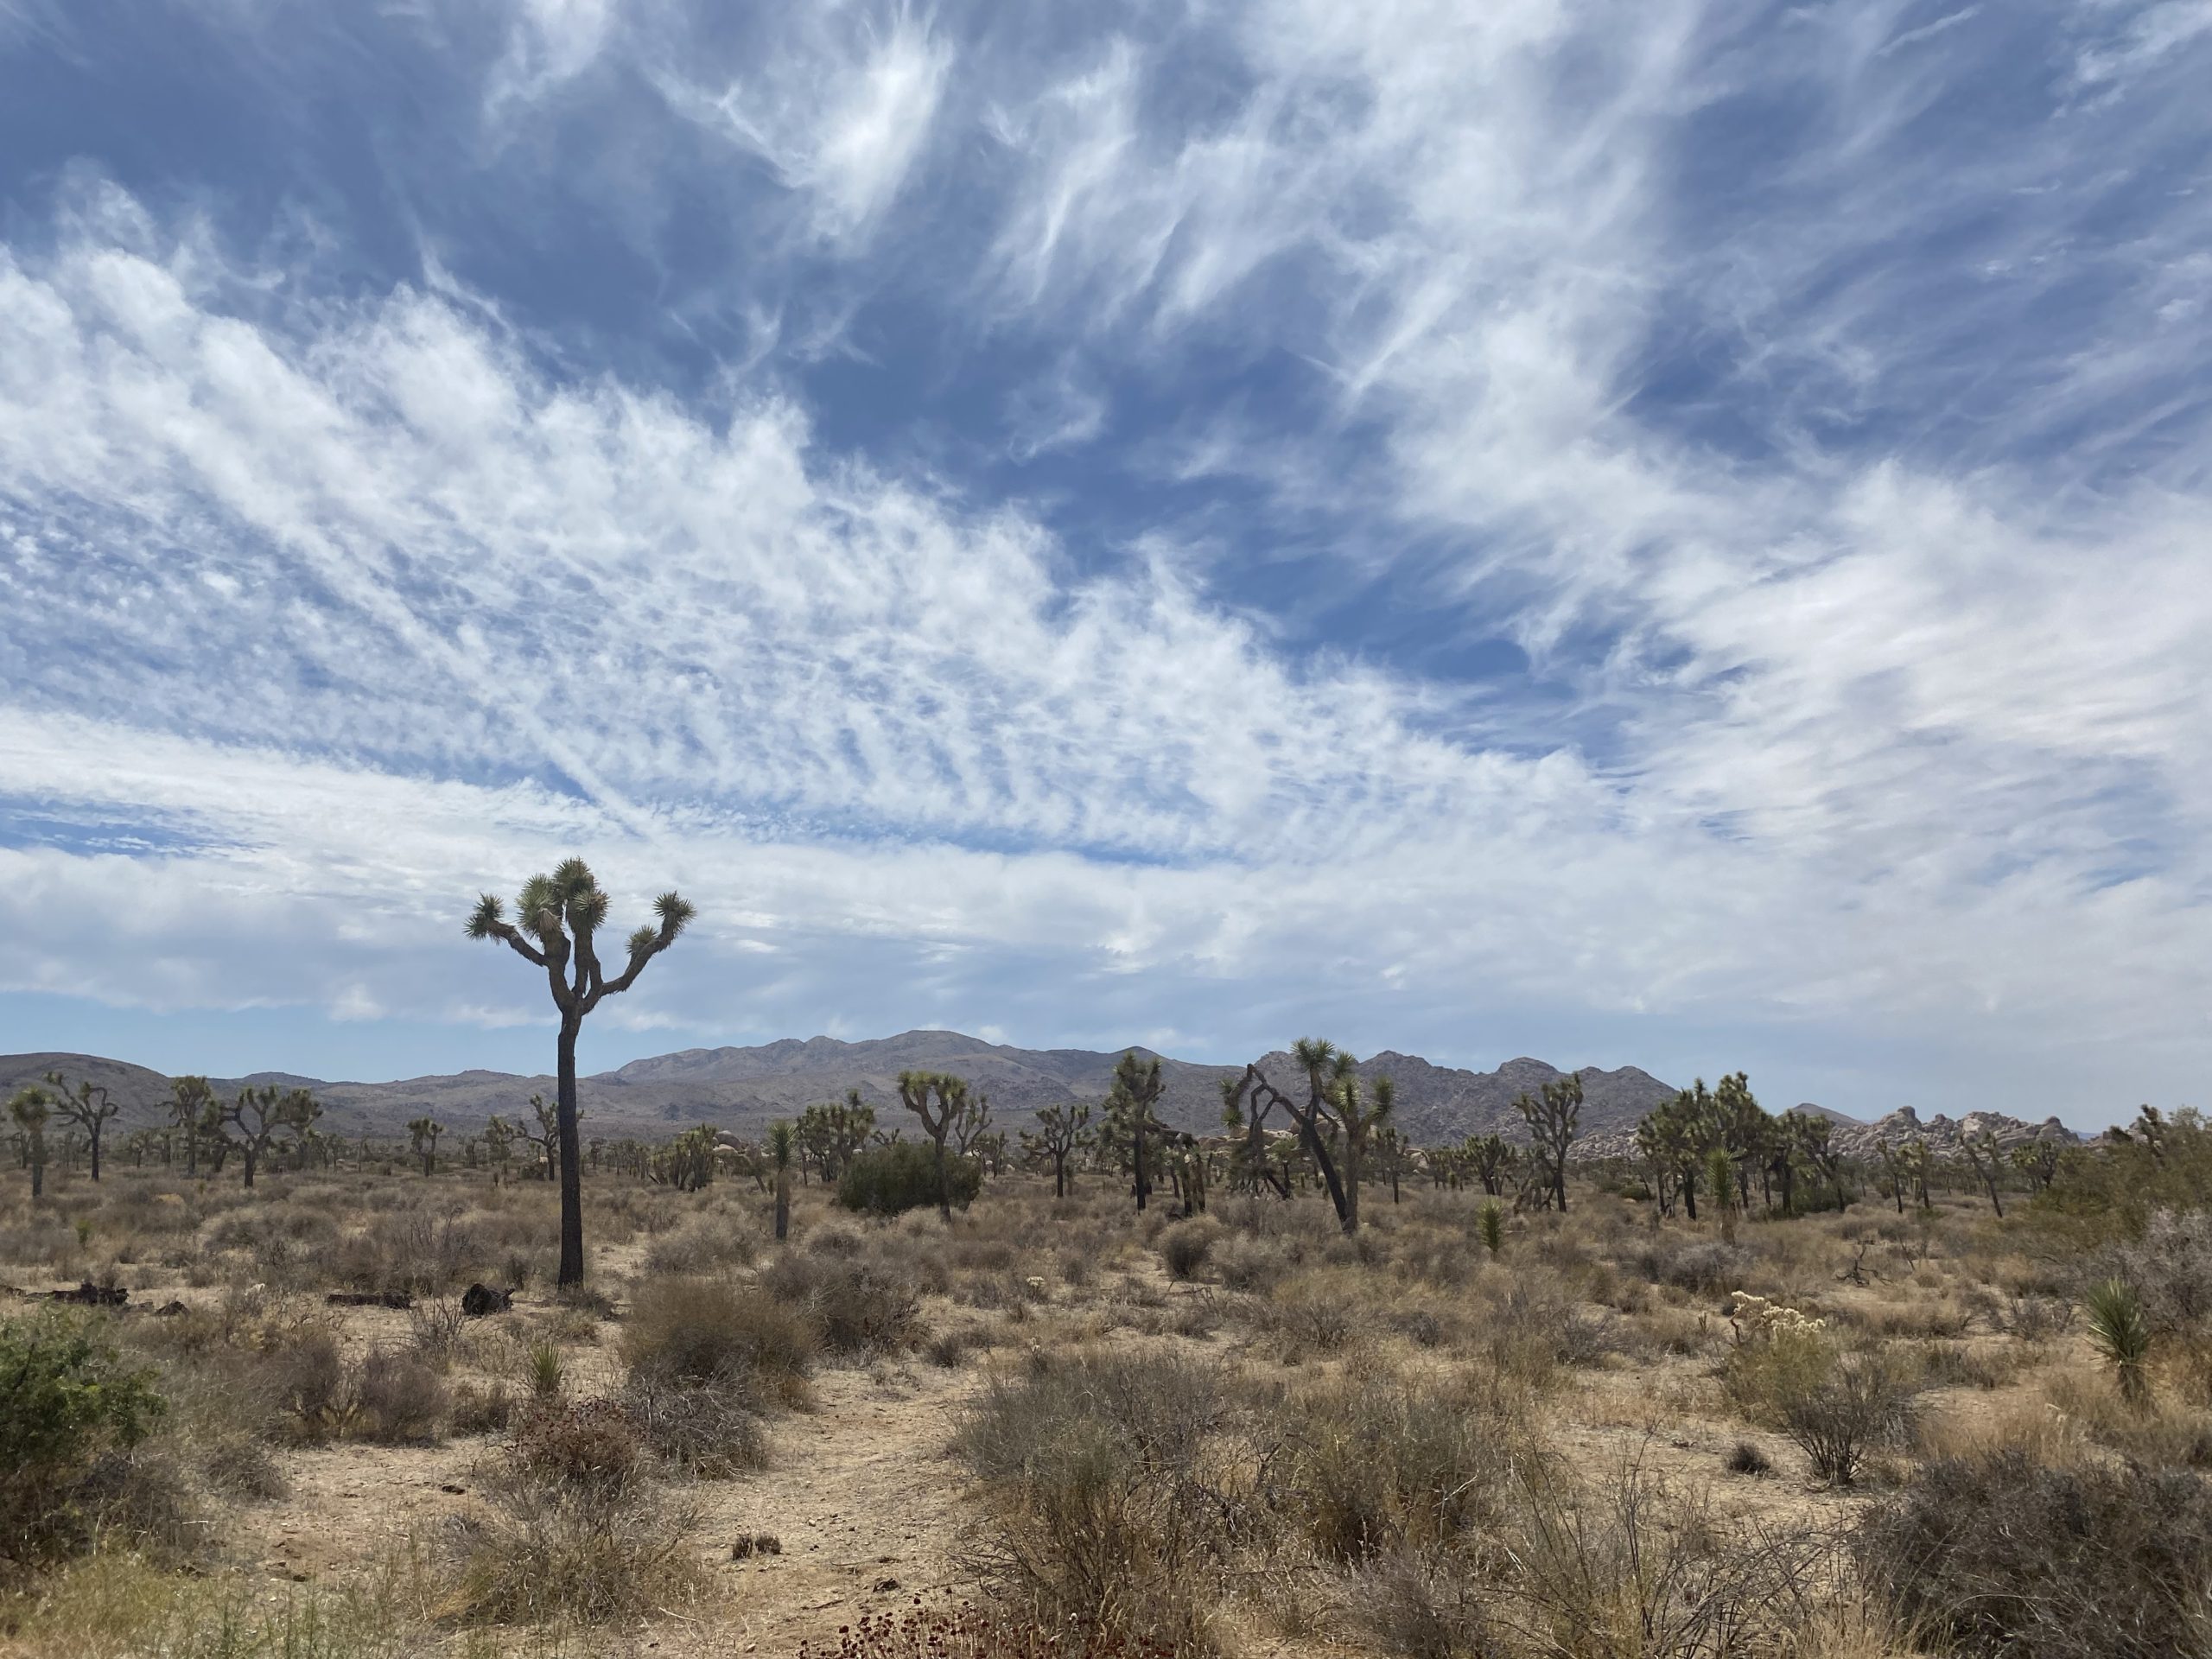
4,1118,2210,1659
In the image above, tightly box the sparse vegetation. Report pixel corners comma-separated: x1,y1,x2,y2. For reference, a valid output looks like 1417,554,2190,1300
5,1058,2208,1656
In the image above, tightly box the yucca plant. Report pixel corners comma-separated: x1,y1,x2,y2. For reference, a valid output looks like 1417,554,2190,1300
527,1338,565,1400
2083,1278,2152,1408
1478,1200,1505,1256
769,1121,795,1243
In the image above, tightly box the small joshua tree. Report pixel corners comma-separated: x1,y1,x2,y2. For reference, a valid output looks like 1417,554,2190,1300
1106,1052,1168,1212
519,1094,558,1179
769,1121,795,1242
896,1071,970,1224
1022,1101,1093,1199
468,859,694,1287
170,1076,215,1179
10,1085,51,1198
224,1086,319,1189
44,1071,121,1183
1960,1128,2006,1217
1516,1072,1582,1212
483,1114,515,1185
408,1116,446,1178
1479,1198,1505,1255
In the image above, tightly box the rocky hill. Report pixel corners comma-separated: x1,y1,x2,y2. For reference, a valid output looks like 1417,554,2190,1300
5,1032,1689,1145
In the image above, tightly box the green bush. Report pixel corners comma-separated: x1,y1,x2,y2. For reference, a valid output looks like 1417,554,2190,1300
836,1141,983,1217
0,1309,167,1567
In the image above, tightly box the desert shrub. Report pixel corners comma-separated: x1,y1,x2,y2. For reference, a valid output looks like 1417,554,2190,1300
202,1436,288,1499
619,1370,766,1477
956,1350,1249,1651
760,1253,922,1357
1348,1548,1495,1659
1726,1331,1916,1485
1211,1235,1283,1294
1858,1448,2212,1657
800,1599,1184,1657
0,1309,167,1569
449,1379,515,1436
1631,1238,1747,1296
836,1142,984,1217
1158,1220,1219,1281
643,1215,757,1275
1260,1270,1367,1355
328,1211,488,1296
505,1396,646,1495
1725,1440,1773,1477
451,1478,702,1625
354,1348,448,1444
1502,1455,1834,1656
1281,1377,1515,1562
620,1275,815,1405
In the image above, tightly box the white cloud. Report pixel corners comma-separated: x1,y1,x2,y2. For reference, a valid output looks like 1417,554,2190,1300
650,7,951,244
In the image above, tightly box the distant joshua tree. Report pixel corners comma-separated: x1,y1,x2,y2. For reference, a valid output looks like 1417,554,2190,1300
170,1076,216,1179
1516,1072,1581,1212
1106,1052,1168,1212
408,1116,446,1177
224,1085,320,1189
10,1084,52,1198
44,1071,122,1182
1022,1101,1093,1198
467,858,694,1288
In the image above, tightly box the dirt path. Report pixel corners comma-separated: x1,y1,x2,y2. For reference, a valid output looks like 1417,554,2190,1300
684,1359,986,1652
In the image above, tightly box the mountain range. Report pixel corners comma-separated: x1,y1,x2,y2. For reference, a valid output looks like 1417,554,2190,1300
3,1029,1703,1143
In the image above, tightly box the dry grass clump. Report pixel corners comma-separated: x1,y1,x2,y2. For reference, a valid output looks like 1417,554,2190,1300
1857,1447,2212,1657
801,1597,1181,1658
759,1250,924,1357
957,1348,1256,1653
620,1274,815,1405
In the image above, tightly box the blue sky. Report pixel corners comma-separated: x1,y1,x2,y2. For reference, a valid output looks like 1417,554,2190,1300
0,0,2207,1127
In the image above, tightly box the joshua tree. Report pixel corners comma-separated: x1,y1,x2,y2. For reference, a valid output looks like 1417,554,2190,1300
469,861,693,1287
519,1094,559,1179
1960,1128,2006,1217
1022,1101,1093,1198
10,1085,51,1198
1222,1073,1293,1198
1516,1072,1581,1212
43,1071,122,1182
483,1114,515,1185
2011,1136,2063,1192
950,1089,995,1159
1371,1122,1411,1205
407,1116,446,1177
1224,1039,1388,1233
1465,1131,1516,1198
769,1121,794,1241
1105,1052,1168,1212
224,1086,319,1189
896,1070,971,1224
170,1075,215,1178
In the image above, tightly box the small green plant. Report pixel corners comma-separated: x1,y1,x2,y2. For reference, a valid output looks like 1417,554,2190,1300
836,1141,983,1217
1705,1147,1738,1243
527,1338,565,1399
2084,1278,2152,1408
0,1309,167,1561
1478,1201,1504,1255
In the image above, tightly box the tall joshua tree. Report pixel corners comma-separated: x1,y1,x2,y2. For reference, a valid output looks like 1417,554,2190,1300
1106,1052,1167,1212
45,1071,122,1183
467,859,695,1287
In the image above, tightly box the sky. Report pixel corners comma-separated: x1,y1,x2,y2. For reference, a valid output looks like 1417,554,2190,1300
0,1,2206,1128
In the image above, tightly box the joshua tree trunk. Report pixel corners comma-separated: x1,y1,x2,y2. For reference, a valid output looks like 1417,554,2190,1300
557,1014,585,1284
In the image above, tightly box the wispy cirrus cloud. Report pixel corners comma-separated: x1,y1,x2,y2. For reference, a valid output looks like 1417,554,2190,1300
0,0,2207,1122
